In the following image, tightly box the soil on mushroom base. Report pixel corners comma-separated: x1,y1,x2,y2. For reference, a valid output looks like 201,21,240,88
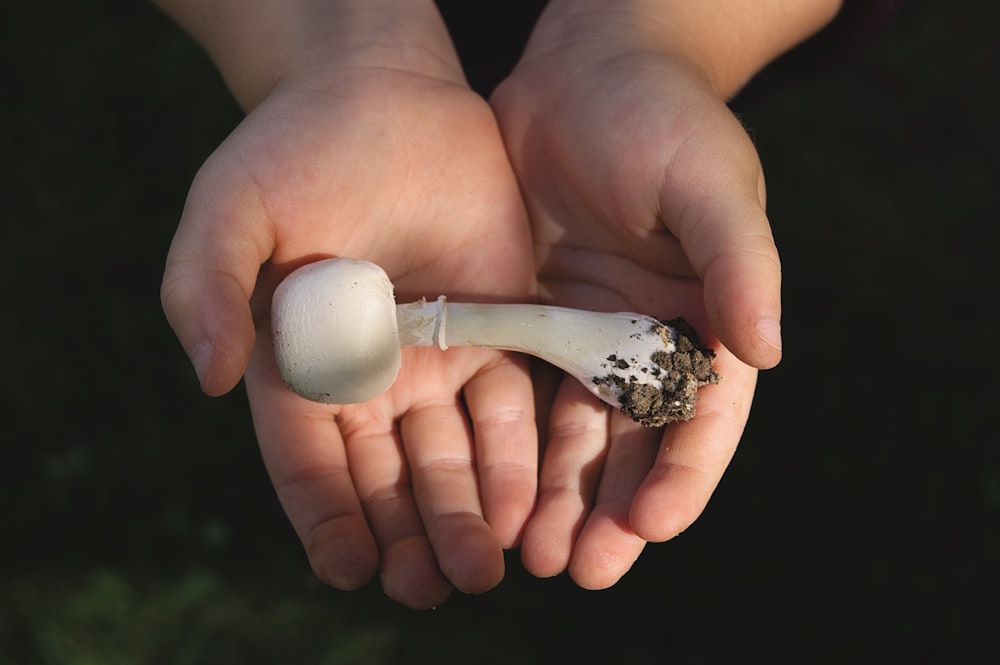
608,318,721,428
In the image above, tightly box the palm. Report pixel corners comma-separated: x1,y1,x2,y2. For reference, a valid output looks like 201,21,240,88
207,69,539,607
493,49,768,588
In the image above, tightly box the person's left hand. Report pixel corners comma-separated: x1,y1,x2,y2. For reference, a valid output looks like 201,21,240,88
491,23,780,590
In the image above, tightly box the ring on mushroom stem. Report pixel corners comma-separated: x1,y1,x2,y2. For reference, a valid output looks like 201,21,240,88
271,258,720,427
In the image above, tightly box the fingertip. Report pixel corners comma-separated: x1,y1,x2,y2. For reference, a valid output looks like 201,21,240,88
703,273,783,370
380,537,454,609
518,490,585,579
163,270,257,396
435,517,506,595
180,339,252,397
189,338,253,396
753,317,783,369
567,545,639,591
564,510,646,591
519,535,571,579
714,314,782,370
188,340,216,389
630,477,704,543
307,526,380,591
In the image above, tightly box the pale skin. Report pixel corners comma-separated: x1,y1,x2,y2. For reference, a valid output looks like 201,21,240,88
491,0,842,588
155,0,841,606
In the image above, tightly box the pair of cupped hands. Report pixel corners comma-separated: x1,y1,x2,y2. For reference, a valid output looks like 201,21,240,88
160,8,782,609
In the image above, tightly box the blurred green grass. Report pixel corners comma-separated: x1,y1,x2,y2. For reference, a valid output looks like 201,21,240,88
2,1,998,662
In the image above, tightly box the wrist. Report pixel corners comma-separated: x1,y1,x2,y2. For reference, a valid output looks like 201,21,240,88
154,0,461,110
526,0,843,98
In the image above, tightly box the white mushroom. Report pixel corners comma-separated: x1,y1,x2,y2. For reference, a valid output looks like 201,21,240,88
271,258,719,426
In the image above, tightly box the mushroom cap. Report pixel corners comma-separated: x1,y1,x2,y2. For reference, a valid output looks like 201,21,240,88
271,258,402,404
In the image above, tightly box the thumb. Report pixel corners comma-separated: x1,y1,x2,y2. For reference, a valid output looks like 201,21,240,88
696,198,783,370
160,161,271,395
663,117,783,370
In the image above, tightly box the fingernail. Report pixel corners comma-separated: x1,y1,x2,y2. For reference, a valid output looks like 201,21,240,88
756,319,782,352
189,340,214,385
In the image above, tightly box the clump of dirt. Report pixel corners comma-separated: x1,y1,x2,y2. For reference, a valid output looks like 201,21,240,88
614,318,720,427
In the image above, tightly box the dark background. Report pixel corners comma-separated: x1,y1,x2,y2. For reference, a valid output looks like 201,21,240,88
2,1,997,662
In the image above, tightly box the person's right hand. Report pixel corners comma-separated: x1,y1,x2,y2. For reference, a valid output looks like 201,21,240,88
158,3,538,609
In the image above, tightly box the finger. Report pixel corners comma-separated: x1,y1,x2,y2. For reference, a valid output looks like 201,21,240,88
629,349,757,541
462,354,538,548
160,152,273,395
244,337,379,592
661,111,783,370
566,415,659,590
339,402,454,609
520,379,608,579
400,380,505,595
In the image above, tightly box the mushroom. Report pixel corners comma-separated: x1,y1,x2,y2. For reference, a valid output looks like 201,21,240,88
271,258,720,426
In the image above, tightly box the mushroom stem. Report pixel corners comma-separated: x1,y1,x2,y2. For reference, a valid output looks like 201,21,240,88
398,297,679,405
272,258,720,426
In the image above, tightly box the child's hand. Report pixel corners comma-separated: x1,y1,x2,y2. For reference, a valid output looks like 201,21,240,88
489,0,837,588
159,3,537,608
